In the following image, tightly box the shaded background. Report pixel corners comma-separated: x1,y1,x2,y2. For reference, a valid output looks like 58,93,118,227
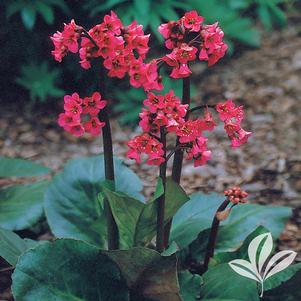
0,0,301,300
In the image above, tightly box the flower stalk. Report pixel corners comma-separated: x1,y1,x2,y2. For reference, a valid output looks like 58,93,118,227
99,107,119,250
156,126,167,252
203,198,230,271
164,76,191,246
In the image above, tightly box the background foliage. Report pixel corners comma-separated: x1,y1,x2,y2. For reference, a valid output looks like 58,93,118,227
1,0,295,124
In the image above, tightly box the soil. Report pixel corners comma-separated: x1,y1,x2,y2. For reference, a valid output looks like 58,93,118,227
1,18,301,300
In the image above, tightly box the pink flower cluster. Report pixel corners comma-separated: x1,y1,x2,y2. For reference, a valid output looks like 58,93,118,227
159,10,228,78
58,92,107,137
51,20,81,62
127,133,165,166
139,90,188,134
127,95,252,167
216,100,252,147
51,12,162,91
127,90,214,167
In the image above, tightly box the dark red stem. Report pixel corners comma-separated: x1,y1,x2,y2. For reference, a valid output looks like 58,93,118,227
203,199,230,272
164,76,191,247
156,127,167,252
99,107,119,250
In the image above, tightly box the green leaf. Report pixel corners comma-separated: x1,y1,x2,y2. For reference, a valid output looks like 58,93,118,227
87,0,127,17
268,3,287,27
178,271,202,301
200,263,260,301
44,156,143,248
36,2,54,24
263,268,301,301
0,181,49,231
101,187,144,248
199,226,301,300
105,247,183,301
21,6,36,30
0,227,42,266
170,193,223,249
214,226,271,264
0,156,51,177
213,226,301,291
133,0,151,27
16,62,64,103
162,241,180,256
6,2,24,18
134,178,189,246
12,239,129,301
170,192,291,251
257,4,273,30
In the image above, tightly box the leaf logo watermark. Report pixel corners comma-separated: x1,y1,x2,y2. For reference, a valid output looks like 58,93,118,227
228,232,297,297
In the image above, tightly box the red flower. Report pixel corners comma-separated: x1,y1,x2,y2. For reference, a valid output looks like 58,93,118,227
182,10,204,32
82,92,107,115
69,124,85,137
51,20,81,62
126,133,164,165
57,113,80,130
199,22,228,66
231,128,252,148
58,92,107,137
84,117,105,136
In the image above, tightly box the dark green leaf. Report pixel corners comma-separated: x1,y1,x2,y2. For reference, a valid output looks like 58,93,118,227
16,62,64,103
45,156,143,248
105,247,182,301
178,271,202,301
101,187,144,248
36,2,54,24
133,0,151,27
263,268,301,301
6,2,24,18
0,227,42,266
257,4,273,30
134,178,189,246
213,226,301,291
268,3,287,27
214,226,271,264
0,181,48,231
12,239,129,301
162,241,180,256
88,0,127,16
200,263,260,301
170,193,223,249
0,156,51,177
21,6,36,30
171,192,291,252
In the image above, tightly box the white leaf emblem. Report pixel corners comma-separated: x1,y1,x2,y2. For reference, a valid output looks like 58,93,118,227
228,232,297,297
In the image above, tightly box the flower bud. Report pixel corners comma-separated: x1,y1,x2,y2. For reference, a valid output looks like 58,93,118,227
216,209,231,221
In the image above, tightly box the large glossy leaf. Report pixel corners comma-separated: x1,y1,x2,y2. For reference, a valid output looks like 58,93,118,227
134,178,189,246
170,193,223,249
214,227,301,292
0,181,48,230
45,156,144,248
0,156,51,177
105,247,183,301
200,263,260,301
171,192,291,252
263,268,301,301
0,227,42,266
101,187,144,249
12,239,129,301
178,271,202,301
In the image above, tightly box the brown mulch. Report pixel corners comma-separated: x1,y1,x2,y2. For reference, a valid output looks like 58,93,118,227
1,19,301,300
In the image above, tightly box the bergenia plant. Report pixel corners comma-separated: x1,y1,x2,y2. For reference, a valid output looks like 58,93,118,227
52,10,251,253
2,10,299,301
